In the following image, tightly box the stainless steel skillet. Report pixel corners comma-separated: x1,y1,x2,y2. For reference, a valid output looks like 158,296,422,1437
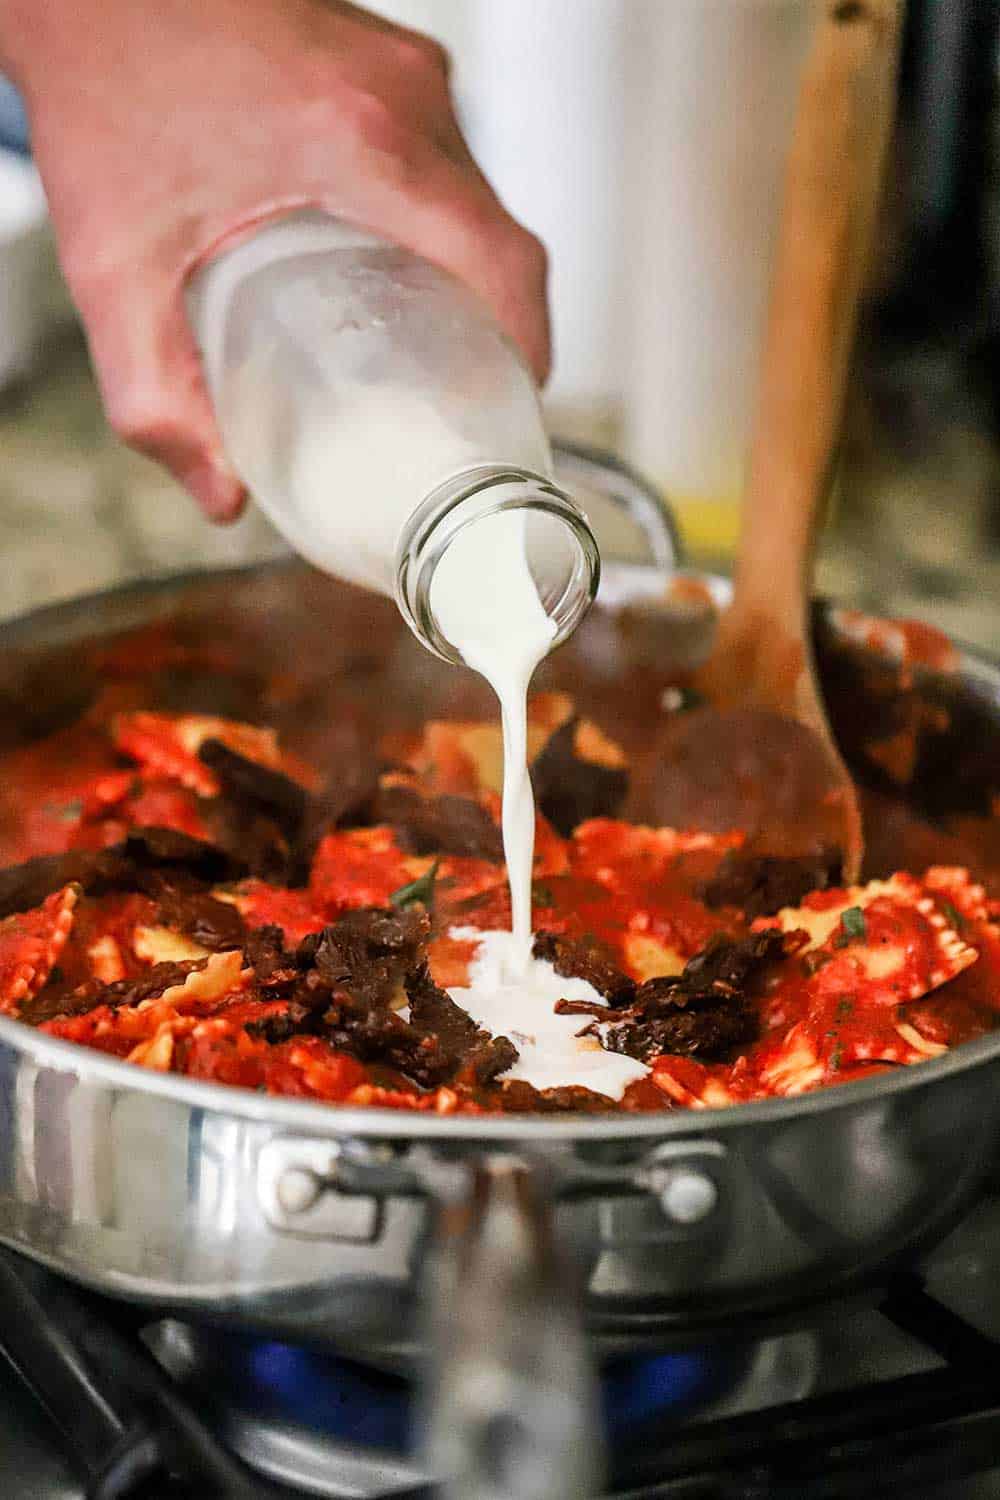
2,459,1000,1492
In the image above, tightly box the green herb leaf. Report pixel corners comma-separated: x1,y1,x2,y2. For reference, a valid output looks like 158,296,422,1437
390,860,440,910
51,799,83,823
939,900,964,932
836,906,866,944
829,1044,844,1072
835,997,854,1020
532,882,554,907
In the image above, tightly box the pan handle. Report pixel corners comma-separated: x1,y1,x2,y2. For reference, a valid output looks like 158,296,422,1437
419,1153,603,1500
551,439,683,576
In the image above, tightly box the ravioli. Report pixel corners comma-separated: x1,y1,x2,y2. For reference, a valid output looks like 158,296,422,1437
0,696,998,1116
0,884,79,1013
768,875,978,1003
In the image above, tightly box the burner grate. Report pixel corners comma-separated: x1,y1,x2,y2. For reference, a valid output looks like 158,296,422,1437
3,1246,1000,1500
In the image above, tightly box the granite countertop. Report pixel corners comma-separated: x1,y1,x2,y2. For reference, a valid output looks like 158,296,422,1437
3,326,1000,655
0,328,287,625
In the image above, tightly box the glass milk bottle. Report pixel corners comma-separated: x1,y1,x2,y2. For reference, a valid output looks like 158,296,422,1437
187,211,599,663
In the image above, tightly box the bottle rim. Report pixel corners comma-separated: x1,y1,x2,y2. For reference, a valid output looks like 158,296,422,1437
395,464,601,665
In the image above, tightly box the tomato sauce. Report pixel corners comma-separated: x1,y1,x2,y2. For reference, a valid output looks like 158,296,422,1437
3,685,1000,1115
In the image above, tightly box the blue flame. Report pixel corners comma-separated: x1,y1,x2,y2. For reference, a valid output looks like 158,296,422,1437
245,1340,412,1452
602,1351,723,1441
218,1333,734,1455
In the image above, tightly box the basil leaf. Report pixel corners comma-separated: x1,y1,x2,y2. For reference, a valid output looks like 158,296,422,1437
939,900,964,932
390,860,440,910
839,906,866,941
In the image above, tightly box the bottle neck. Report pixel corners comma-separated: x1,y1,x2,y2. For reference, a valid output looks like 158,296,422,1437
395,464,601,665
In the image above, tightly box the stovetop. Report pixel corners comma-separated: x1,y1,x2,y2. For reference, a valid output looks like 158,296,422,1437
8,1198,1000,1499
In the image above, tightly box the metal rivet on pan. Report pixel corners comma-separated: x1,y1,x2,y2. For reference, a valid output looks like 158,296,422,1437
656,1167,718,1225
276,1165,323,1216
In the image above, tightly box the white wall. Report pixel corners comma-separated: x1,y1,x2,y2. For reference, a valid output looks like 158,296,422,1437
364,0,819,503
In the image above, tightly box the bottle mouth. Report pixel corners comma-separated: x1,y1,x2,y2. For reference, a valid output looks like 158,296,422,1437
395,465,601,665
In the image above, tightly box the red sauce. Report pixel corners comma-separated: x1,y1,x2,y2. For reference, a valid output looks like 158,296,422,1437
835,611,960,673
4,694,1000,1115
310,828,413,915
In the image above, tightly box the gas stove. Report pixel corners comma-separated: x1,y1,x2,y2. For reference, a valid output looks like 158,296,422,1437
7,1196,1000,1499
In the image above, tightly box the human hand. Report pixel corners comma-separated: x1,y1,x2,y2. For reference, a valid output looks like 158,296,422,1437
1,0,550,519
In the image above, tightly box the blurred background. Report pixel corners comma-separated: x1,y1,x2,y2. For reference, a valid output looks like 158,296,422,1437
1,0,999,645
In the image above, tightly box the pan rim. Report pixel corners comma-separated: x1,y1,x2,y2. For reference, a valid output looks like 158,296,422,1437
3,558,1000,1144
2,1004,997,1143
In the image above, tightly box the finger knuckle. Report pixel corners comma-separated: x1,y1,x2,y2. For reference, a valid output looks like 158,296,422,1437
340,85,409,160
504,225,549,289
58,246,124,320
393,31,451,81
105,386,173,453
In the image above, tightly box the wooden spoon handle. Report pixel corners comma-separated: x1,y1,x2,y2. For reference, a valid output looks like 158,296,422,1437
729,0,903,630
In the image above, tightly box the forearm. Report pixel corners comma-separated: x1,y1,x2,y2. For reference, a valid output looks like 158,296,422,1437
1,0,550,522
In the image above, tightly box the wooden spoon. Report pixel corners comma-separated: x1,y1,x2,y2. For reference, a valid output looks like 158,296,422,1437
661,0,903,883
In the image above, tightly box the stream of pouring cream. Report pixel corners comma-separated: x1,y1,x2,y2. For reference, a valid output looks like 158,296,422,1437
430,509,554,967
429,512,647,1098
